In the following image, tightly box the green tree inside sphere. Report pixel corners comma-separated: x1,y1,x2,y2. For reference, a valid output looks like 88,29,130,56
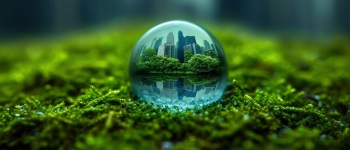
188,54,220,73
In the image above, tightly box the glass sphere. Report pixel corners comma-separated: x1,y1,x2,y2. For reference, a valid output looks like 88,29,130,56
129,20,227,109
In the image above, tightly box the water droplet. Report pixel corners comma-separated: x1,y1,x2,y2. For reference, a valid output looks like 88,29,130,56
314,95,320,100
243,114,250,120
129,21,227,110
34,132,40,137
272,134,278,139
161,141,173,150
15,114,20,117
36,112,44,115
277,125,290,135
218,118,223,122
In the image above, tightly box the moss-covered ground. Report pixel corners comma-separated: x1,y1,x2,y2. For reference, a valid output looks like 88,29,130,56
0,23,349,149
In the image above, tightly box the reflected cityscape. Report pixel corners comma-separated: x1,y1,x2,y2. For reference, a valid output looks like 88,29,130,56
136,30,218,63
130,74,227,109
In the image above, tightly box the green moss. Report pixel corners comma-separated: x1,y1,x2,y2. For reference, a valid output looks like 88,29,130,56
0,23,349,149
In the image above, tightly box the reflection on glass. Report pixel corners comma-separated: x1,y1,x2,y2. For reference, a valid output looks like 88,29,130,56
130,74,227,109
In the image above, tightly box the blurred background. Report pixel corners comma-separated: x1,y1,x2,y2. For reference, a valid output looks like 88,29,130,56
1,0,350,40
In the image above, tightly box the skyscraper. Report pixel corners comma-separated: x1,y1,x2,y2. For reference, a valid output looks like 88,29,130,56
157,44,165,56
153,37,163,53
165,32,176,58
192,43,202,54
211,44,217,52
131,44,146,68
166,32,174,44
183,45,193,52
185,36,197,45
203,40,211,50
177,30,185,63
150,37,157,49
165,45,175,57
209,44,218,58
137,44,146,56
177,78,185,100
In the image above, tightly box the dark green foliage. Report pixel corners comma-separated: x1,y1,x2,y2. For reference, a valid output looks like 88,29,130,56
203,49,217,58
137,55,181,73
188,54,220,73
139,48,156,62
137,53,221,74
184,50,193,63
0,23,349,149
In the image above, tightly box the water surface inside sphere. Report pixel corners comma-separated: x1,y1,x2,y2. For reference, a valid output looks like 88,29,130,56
129,20,228,109
130,74,227,109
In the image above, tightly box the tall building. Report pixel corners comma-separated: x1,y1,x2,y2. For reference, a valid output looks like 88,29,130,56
203,40,211,50
183,44,193,53
177,30,185,63
177,78,185,100
166,32,174,44
211,44,218,55
150,37,157,49
184,36,197,45
163,81,176,89
159,81,178,100
184,43,201,55
165,32,176,58
192,43,202,54
157,44,165,56
182,91,196,98
153,37,163,53
211,44,217,51
156,81,164,90
165,44,175,57
137,44,146,56
183,44,193,62
200,46,204,52
131,44,146,68
184,84,203,93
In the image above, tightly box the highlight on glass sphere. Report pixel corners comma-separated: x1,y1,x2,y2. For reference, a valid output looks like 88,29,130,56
129,20,228,109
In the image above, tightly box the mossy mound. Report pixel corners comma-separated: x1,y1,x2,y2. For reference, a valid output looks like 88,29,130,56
0,23,349,150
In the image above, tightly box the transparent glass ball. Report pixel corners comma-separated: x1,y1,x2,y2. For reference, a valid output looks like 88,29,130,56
129,20,228,110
